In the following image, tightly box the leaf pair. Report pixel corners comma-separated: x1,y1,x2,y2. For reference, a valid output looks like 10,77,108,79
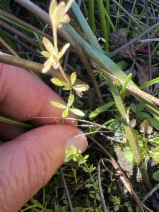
51,94,85,118
51,72,89,96
41,37,70,72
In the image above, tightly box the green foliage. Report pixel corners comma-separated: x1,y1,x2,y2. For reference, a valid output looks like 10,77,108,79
65,145,89,164
153,170,159,181
130,103,159,130
89,101,115,119
116,60,127,70
51,94,85,118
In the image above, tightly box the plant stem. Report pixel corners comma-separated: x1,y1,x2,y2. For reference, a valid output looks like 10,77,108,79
88,0,95,34
96,0,109,52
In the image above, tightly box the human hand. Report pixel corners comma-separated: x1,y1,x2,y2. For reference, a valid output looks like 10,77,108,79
0,64,88,212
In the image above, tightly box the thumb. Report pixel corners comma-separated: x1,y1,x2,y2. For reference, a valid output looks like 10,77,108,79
0,125,87,212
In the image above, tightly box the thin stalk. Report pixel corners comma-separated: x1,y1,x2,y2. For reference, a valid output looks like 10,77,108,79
97,0,109,52
88,0,96,34
105,0,110,35
0,116,32,129
53,27,58,54
104,8,116,33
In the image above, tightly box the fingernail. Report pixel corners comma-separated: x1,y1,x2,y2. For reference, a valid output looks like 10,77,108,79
65,132,88,153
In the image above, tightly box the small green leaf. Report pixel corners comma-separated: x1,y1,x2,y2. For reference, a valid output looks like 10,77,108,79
51,101,66,109
85,184,93,188
124,202,129,207
114,205,119,211
58,43,70,59
128,206,133,212
152,147,159,163
89,194,95,199
42,58,52,73
69,108,85,116
67,94,74,107
117,60,127,70
151,137,159,144
71,72,77,85
83,167,88,172
96,193,101,201
41,51,51,58
153,170,159,181
89,101,115,118
148,118,159,130
123,148,135,162
73,84,89,91
140,77,159,90
130,103,144,114
138,112,152,120
51,78,68,87
62,109,69,118
43,37,55,54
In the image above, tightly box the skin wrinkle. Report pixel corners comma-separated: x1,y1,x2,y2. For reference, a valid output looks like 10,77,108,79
0,153,18,210
0,64,51,120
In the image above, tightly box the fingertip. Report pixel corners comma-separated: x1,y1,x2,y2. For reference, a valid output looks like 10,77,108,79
0,124,87,211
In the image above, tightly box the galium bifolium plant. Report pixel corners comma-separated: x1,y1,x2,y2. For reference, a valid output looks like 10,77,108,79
41,0,89,118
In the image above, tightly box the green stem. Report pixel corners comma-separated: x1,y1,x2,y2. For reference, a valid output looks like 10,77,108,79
0,116,32,128
53,26,58,53
109,82,151,189
96,0,109,52
88,0,96,34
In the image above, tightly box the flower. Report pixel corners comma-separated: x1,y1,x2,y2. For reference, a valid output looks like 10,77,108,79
49,0,74,29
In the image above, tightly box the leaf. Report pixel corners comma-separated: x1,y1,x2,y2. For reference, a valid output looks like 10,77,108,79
138,112,152,120
51,101,66,109
71,72,77,85
117,61,127,70
148,118,159,130
42,58,52,73
74,207,83,212
58,43,70,59
151,137,159,145
69,108,85,116
49,0,57,20
67,94,74,107
85,184,93,188
140,77,159,90
62,109,69,118
89,101,115,118
73,84,89,91
152,147,159,163
41,51,51,58
114,205,119,211
51,78,68,87
130,103,144,114
153,170,159,181
43,37,55,54
123,148,135,162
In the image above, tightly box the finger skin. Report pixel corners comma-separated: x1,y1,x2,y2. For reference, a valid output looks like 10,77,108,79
0,63,77,126
0,125,87,212
0,64,77,140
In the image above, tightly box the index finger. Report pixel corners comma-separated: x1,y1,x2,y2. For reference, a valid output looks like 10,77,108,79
0,64,77,126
